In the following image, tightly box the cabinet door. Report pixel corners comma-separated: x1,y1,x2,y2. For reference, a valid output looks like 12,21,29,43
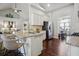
70,46,79,56
31,36,43,56
31,13,43,25
39,15,43,25
24,37,32,56
32,14,38,25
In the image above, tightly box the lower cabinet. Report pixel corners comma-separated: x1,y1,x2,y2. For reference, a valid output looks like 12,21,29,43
70,46,79,56
66,45,79,56
24,33,45,56
19,31,46,56
31,36,43,56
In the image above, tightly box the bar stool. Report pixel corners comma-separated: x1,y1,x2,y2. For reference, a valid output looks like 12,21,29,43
1,34,26,56
0,32,3,50
0,37,3,49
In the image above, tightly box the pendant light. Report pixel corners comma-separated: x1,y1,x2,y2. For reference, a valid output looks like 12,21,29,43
14,3,22,13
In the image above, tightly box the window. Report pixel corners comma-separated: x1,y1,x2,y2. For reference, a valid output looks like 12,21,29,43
59,18,71,35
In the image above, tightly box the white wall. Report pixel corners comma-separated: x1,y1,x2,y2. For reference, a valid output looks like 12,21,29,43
50,4,74,38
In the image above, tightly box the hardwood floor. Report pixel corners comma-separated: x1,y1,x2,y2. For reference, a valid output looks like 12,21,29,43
40,38,67,56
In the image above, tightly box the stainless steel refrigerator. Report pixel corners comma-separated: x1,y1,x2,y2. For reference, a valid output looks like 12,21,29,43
42,21,54,39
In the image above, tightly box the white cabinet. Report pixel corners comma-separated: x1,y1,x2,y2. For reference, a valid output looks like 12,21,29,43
33,13,39,25
29,5,49,25
31,35,43,56
70,46,79,56
31,13,43,25
66,45,79,56
25,31,46,56
30,13,49,25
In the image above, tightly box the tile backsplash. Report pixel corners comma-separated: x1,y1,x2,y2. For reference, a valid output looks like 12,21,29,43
30,25,42,32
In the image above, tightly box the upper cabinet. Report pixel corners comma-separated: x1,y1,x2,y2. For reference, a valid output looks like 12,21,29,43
31,13,43,25
29,6,49,25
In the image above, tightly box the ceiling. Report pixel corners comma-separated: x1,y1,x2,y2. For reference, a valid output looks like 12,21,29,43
39,3,73,12
0,3,73,12
0,3,12,10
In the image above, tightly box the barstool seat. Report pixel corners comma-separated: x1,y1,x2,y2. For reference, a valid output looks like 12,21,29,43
0,33,3,43
3,40,23,50
1,34,25,55
0,38,3,49
0,38,2,43
0,35,3,49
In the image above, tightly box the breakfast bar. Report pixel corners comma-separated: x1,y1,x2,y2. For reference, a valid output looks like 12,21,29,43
66,36,79,56
66,36,79,47
15,31,46,56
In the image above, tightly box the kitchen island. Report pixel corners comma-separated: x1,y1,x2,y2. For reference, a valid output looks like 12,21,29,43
66,36,79,56
66,36,79,47
15,31,46,56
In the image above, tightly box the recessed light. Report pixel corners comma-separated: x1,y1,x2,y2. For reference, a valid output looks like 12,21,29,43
47,4,50,7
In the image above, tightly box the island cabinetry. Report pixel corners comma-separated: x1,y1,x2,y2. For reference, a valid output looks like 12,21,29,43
24,32,46,56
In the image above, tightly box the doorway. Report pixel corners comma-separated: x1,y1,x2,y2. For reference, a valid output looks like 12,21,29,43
58,16,71,39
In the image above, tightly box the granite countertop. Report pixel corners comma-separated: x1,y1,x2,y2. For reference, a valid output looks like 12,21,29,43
2,31,46,40
14,31,46,39
66,36,79,47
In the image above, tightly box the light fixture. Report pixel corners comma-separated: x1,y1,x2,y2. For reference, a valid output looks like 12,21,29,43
14,9,22,13
14,3,22,13
47,4,50,7
14,9,17,13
